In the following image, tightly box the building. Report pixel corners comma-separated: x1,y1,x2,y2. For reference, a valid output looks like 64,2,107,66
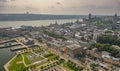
112,13,118,29
66,44,83,57
101,51,120,66
88,13,92,28
112,45,120,50
25,38,34,45
0,27,23,37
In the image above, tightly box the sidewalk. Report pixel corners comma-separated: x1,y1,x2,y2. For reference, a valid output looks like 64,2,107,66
4,55,17,71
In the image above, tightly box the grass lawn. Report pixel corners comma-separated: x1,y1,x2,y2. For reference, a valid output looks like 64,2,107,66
47,55,57,60
32,56,44,62
34,48,43,53
23,52,45,65
23,54,31,65
63,63,75,71
22,53,32,65
9,55,26,71
44,52,57,60
44,52,54,58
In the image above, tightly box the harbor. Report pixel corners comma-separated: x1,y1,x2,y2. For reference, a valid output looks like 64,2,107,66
0,48,15,71
0,39,27,51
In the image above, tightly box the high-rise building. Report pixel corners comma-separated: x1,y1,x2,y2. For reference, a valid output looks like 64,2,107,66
55,20,58,25
89,13,92,21
88,13,92,28
112,13,118,29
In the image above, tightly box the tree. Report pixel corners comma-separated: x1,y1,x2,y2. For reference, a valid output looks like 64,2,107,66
97,34,120,46
41,66,43,70
81,37,86,41
37,37,42,43
90,63,96,70
89,42,120,58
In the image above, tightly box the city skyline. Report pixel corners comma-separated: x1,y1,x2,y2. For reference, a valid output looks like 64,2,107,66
0,0,120,15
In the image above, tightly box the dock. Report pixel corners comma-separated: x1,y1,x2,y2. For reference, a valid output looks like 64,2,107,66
10,46,27,51
0,43,21,49
0,39,16,45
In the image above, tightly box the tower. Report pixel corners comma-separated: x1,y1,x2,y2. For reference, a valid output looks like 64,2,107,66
89,13,92,21
88,13,92,28
55,20,58,25
114,13,117,23
112,13,118,29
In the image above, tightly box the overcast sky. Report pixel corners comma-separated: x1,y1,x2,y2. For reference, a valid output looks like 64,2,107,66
0,0,120,15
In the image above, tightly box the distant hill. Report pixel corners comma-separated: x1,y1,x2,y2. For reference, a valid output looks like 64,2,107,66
0,14,88,21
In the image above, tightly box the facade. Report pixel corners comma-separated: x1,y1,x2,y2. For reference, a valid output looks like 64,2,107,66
101,51,120,66
66,44,83,57
112,13,118,29
88,13,92,28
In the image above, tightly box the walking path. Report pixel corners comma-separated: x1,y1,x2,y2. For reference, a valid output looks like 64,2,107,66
4,55,17,71
21,54,28,67
15,38,28,48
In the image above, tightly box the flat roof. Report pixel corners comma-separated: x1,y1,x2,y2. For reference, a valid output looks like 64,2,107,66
67,44,82,50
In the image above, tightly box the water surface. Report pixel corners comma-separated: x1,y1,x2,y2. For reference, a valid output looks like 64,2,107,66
0,48,15,71
0,19,77,28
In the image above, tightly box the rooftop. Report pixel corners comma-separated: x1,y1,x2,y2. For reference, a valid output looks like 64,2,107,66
67,44,82,50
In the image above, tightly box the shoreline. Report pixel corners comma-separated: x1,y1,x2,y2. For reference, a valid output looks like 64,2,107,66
0,18,79,22
4,55,17,71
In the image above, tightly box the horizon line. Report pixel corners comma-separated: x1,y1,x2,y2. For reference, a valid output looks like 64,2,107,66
0,13,119,16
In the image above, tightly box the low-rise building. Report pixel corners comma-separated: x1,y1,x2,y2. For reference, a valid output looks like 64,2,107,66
112,45,120,50
101,51,120,66
25,38,34,45
66,44,83,57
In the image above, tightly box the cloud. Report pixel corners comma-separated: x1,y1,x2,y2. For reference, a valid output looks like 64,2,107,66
0,0,119,15
0,0,15,2
56,2,61,5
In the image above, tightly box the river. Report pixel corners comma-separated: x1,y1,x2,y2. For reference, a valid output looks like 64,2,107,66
0,19,78,28
0,48,15,71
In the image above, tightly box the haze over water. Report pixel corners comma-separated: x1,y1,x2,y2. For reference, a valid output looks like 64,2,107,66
0,19,77,28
